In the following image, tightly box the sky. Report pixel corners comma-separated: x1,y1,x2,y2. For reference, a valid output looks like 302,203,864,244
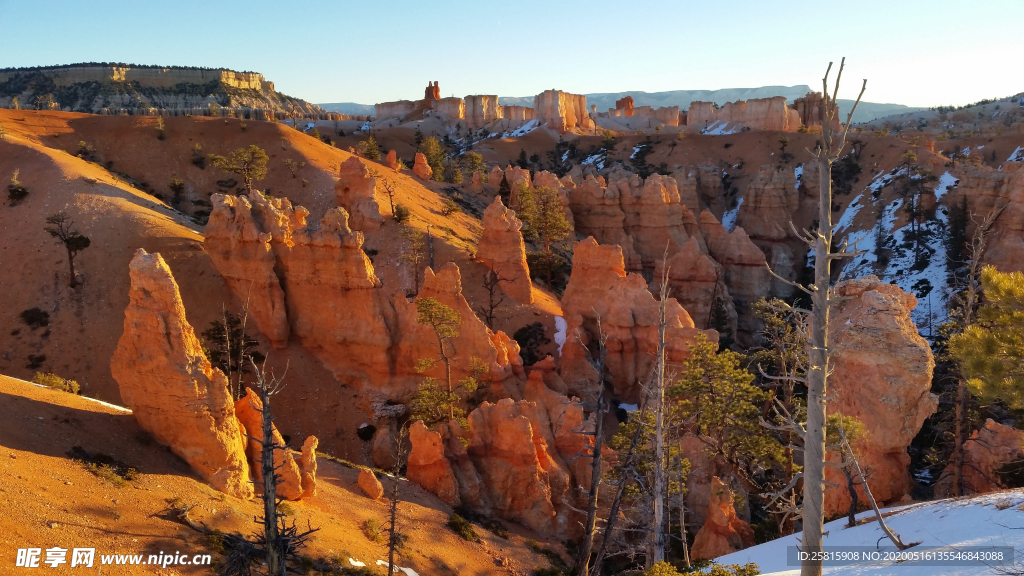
1,0,1021,108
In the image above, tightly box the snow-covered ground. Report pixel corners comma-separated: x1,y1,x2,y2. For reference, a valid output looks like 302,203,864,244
488,119,538,139
722,198,744,232
553,316,568,356
702,120,745,135
717,490,1024,576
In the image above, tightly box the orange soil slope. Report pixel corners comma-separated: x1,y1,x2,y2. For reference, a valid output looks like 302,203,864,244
0,110,561,462
0,374,560,575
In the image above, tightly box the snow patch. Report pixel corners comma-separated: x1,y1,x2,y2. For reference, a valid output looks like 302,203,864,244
722,197,743,232
553,316,567,357
833,194,864,234
377,560,419,576
701,120,743,135
1007,146,1024,163
349,558,366,567
630,145,644,159
793,165,803,190
934,171,958,201
489,119,538,139
718,490,1024,576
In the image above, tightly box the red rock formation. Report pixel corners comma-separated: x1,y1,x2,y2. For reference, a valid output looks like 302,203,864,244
465,95,502,128
205,194,290,348
476,196,533,304
559,238,715,401
792,92,841,131
935,419,1024,497
737,164,799,241
686,97,802,132
386,149,399,170
413,152,433,181
691,477,755,559
469,171,484,194
358,468,385,500
487,165,505,193
534,89,592,133
374,100,415,120
952,162,1024,273
433,97,465,120
502,106,535,121
466,399,566,534
300,436,318,498
655,236,733,330
615,95,635,116
407,420,460,505
234,388,304,500
699,211,768,343
425,81,440,101
392,263,524,399
612,172,692,267
335,156,383,232
633,105,683,127
110,249,252,499
823,277,937,515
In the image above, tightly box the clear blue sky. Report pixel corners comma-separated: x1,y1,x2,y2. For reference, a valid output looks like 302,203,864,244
1,0,1020,107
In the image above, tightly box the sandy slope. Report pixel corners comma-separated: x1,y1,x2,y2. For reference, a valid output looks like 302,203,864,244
0,374,560,575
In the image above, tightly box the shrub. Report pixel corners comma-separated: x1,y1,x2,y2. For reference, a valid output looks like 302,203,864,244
277,501,295,517
8,168,28,202
362,518,383,543
393,204,411,223
514,322,551,366
169,176,185,197
69,446,138,488
440,197,461,217
32,372,80,394
358,136,381,160
191,143,206,169
27,355,46,369
447,514,479,542
155,116,166,140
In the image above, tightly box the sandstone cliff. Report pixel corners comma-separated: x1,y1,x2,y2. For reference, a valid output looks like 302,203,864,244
110,249,252,499
534,89,594,133
476,196,533,303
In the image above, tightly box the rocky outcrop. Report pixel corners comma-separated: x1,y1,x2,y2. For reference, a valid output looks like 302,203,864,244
534,89,593,133
699,211,768,343
502,106,535,121
691,477,756,559
358,468,385,500
466,95,502,128
434,97,465,120
335,156,383,232
374,100,416,121
476,197,533,303
413,152,433,181
633,106,682,127
614,96,634,116
300,436,318,498
487,165,506,193
737,164,799,241
205,192,393,390
386,149,400,170
823,277,937,515
559,237,716,401
407,421,460,505
393,264,524,399
654,236,732,330
686,97,802,132
952,162,1024,273
110,249,252,499
935,419,1024,498
610,172,692,268
792,92,841,132
205,194,290,348
234,388,304,501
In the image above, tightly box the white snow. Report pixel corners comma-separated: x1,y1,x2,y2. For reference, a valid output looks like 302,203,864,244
934,171,958,201
488,119,538,139
1007,146,1024,163
581,152,606,171
553,316,568,357
867,171,890,196
833,194,864,234
360,121,371,132
722,198,743,232
794,165,804,190
702,120,742,135
377,560,419,575
349,558,366,567
561,150,570,162
630,145,644,159
717,490,1024,576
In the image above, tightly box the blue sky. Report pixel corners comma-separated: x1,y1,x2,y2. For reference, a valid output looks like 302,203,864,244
1,0,1021,107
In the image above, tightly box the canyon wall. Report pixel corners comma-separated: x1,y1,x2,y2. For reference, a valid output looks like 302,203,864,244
534,89,594,133
686,96,802,132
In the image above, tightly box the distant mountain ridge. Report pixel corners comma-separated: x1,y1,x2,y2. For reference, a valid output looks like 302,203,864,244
322,85,922,125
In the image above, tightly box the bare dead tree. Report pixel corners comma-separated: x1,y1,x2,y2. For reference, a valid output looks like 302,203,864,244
386,423,410,576
589,401,650,576
646,253,673,569
948,205,1006,496
836,415,916,550
476,269,517,329
249,359,318,576
574,317,610,576
370,168,398,216
761,58,866,576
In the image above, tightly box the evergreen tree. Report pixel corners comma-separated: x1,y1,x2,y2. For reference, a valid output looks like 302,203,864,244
949,266,1024,409
358,136,381,160
209,145,269,191
518,186,573,290
420,137,446,182
45,212,91,288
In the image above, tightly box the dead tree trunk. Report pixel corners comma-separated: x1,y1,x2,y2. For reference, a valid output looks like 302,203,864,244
646,258,672,568
799,59,866,576
575,323,609,576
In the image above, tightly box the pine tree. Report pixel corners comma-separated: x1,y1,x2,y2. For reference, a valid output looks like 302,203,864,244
208,145,269,191
420,137,446,182
518,186,573,290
